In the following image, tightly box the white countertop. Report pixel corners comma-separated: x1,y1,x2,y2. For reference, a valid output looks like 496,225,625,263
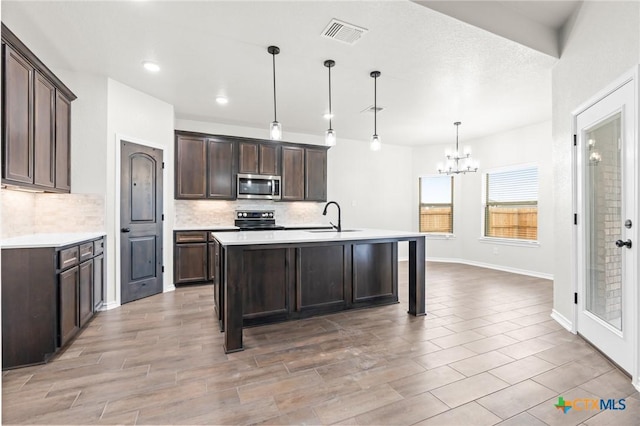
279,223,333,229
174,224,332,231
1,232,106,249
174,225,239,231
212,228,424,246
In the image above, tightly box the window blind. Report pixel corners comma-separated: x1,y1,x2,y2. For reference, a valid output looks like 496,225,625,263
485,166,538,241
487,166,538,204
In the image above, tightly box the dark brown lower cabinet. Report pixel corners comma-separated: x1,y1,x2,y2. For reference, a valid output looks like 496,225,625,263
174,231,222,286
219,241,397,330
298,245,347,311
1,248,57,369
1,236,105,369
79,259,94,328
175,243,208,284
59,266,80,347
242,249,289,325
93,253,104,311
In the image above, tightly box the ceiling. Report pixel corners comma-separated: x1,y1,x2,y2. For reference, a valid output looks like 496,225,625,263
2,1,581,146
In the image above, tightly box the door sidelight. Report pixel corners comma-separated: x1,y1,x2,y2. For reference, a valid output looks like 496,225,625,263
615,239,632,248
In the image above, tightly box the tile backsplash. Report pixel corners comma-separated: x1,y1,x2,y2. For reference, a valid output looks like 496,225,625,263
1,189,105,238
174,200,328,228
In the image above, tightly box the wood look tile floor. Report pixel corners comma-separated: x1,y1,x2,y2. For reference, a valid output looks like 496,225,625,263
3,262,640,425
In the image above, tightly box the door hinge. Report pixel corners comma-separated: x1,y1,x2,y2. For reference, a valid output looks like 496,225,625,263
573,134,577,146
574,292,578,304
162,265,165,273
574,213,578,225
162,214,164,221
162,162,165,169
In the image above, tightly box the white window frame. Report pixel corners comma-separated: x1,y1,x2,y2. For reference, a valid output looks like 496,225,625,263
479,163,540,247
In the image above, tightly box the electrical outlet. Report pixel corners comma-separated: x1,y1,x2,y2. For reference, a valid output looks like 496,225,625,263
493,247,499,255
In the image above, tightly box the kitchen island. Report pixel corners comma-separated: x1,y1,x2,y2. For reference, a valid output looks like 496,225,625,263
212,229,426,353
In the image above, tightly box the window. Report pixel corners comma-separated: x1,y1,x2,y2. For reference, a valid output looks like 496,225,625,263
419,175,453,233
484,165,538,240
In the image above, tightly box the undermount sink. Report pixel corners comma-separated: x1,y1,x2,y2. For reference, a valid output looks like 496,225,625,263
307,229,361,233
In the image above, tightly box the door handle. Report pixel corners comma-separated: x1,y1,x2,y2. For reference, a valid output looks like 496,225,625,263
615,239,632,248
121,227,131,233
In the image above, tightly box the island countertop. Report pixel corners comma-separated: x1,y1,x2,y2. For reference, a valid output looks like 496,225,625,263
212,228,424,246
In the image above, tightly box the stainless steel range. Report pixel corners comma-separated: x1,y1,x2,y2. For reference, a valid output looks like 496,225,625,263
234,210,285,231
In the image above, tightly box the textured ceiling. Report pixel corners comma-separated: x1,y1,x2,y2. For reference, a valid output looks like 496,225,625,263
2,0,566,146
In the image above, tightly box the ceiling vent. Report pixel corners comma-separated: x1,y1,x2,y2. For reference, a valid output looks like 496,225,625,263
322,19,368,45
362,105,384,113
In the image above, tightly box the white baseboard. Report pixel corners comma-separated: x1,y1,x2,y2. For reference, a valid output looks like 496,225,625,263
550,309,573,332
427,257,553,280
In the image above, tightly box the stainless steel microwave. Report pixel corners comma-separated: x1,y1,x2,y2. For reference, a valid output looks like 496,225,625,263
237,173,281,200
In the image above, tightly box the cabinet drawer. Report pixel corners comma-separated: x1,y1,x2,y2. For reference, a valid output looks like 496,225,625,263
176,231,208,243
93,238,104,256
58,246,79,270
79,242,94,262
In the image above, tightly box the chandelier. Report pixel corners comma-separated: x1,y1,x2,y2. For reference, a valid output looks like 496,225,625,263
437,121,478,175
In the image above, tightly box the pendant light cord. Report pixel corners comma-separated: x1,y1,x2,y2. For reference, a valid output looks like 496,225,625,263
373,74,377,135
328,65,332,130
272,52,277,122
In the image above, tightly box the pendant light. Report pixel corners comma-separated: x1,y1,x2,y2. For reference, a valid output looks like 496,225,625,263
324,59,336,146
267,45,282,140
370,71,381,151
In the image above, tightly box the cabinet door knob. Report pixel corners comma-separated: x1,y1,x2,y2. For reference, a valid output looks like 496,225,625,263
121,228,131,233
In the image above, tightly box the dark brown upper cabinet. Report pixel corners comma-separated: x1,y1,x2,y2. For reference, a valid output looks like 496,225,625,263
174,131,328,202
238,141,279,176
207,137,236,199
33,71,55,188
174,133,236,200
175,135,207,198
54,92,71,191
305,147,327,201
1,24,76,193
282,146,328,202
281,146,305,201
3,44,33,185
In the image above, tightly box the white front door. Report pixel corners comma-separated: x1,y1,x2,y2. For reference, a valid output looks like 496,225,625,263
575,77,636,375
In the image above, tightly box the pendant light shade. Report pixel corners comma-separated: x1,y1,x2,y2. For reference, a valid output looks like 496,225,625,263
370,71,381,151
324,59,336,146
267,45,282,140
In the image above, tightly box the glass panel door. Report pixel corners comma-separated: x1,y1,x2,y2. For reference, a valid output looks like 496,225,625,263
575,78,635,376
585,113,622,331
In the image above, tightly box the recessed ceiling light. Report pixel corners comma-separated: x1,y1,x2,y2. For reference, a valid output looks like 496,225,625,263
142,61,160,72
323,113,334,120
216,96,229,105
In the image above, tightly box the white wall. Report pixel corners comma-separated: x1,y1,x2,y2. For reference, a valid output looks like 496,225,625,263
413,121,554,278
175,119,415,259
552,1,640,326
54,70,108,195
106,79,175,307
